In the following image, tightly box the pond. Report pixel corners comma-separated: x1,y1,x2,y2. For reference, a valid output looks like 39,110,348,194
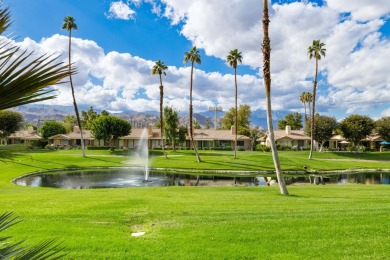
13,168,390,189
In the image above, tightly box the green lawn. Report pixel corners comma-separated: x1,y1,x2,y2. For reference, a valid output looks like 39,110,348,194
1,145,390,259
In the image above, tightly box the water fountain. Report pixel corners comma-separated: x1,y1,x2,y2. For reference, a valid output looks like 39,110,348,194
137,128,150,182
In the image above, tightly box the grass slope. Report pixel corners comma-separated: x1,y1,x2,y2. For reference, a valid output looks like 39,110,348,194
1,145,390,259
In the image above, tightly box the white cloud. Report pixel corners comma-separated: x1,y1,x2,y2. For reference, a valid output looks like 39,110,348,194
326,0,390,21
106,1,136,20
149,0,390,118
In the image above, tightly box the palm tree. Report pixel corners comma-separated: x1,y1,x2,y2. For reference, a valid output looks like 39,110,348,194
62,16,85,157
0,8,73,111
307,40,326,160
151,60,168,159
227,49,243,159
300,92,307,121
184,46,201,162
306,92,313,119
262,0,289,195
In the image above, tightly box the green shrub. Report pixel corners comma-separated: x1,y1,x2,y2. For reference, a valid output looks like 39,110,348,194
86,146,111,150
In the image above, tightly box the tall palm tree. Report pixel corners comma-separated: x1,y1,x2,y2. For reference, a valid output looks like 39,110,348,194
184,46,201,162
307,40,326,160
151,60,168,159
262,0,289,195
227,49,243,159
62,16,85,157
300,92,307,121
306,92,313,119
0,8,73,111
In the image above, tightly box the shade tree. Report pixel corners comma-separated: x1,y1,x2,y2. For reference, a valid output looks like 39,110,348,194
339,114,374,146
304,114,337,151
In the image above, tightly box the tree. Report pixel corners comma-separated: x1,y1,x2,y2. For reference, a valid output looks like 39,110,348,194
339,114,374,146
193,120,201,129
306,92,313,119
177,125,188,147
0,8,73,111
308,40,326,160
0,110,23,144
220,105,251,136
90,115,131,148
300,92,307,120
375,117,390,142
304,114,337,151
62,16,85,157
39,121,66,140
227,49,243,159
262,0,289,195
249,126,262,151
277,112,303,130
163,106,179,151
184,46,201,162
81,106,99,130
62,115,77,133
151,60,168,159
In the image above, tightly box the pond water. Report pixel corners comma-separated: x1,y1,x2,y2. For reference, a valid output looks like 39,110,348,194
13,168,390,189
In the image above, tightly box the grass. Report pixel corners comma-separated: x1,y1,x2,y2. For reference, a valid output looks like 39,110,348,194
1,145,390,259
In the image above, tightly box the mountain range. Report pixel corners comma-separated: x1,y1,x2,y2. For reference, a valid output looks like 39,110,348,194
12,104,291,129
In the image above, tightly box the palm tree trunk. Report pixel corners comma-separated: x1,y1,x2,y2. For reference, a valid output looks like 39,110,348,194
262,0,288,195
159,74,167,159
308,58,318,160
189,62,201,162
234,67,238,159
68,30,85,157
303,101,307,122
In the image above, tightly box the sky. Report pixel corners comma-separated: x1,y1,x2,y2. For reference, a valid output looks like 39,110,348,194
2,0,390,121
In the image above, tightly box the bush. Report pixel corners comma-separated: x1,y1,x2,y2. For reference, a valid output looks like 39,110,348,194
237,146,246,151
86,146,111,150
256,144,271,152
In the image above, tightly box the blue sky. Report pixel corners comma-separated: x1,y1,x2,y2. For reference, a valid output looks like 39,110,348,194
2,0,390,121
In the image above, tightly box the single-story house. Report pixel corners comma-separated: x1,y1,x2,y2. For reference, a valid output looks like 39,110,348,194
262,125,312,149
48,126,97,148
6,126,42,144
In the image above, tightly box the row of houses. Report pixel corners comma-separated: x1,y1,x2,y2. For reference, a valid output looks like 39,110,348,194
6,125,386,151
7,125,252,150
261,125,385,151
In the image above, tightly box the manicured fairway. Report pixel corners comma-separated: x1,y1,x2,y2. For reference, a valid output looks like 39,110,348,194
1,146,390,259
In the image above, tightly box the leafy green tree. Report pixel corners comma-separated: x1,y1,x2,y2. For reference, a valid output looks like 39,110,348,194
101,110,110,116
308,39,326,160
339,114,374,146
151,60,168,158
163,106,179,151
193,120,201,129
177,125,188,147
39,121,66,140
262,0,288,195
90,115,131,148
220,104,251,136
249,126,263,151
62,115,77,133
81,106,99,130
227,49,243,159
0,8,73,111
304,114,337,151
278,112,303,130
375,117,390,142
62,15,85,157
0,110,23,143
184,46,201,162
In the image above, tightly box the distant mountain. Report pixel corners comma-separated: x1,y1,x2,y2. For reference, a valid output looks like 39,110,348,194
13,105,293,129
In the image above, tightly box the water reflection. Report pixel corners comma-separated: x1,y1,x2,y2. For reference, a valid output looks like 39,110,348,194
13,169,390,189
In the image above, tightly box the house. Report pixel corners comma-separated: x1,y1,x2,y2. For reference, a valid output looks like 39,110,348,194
262,125,311,149
190,126,251,150
48,126,97,148
119,124,252,150
6,126,42,144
